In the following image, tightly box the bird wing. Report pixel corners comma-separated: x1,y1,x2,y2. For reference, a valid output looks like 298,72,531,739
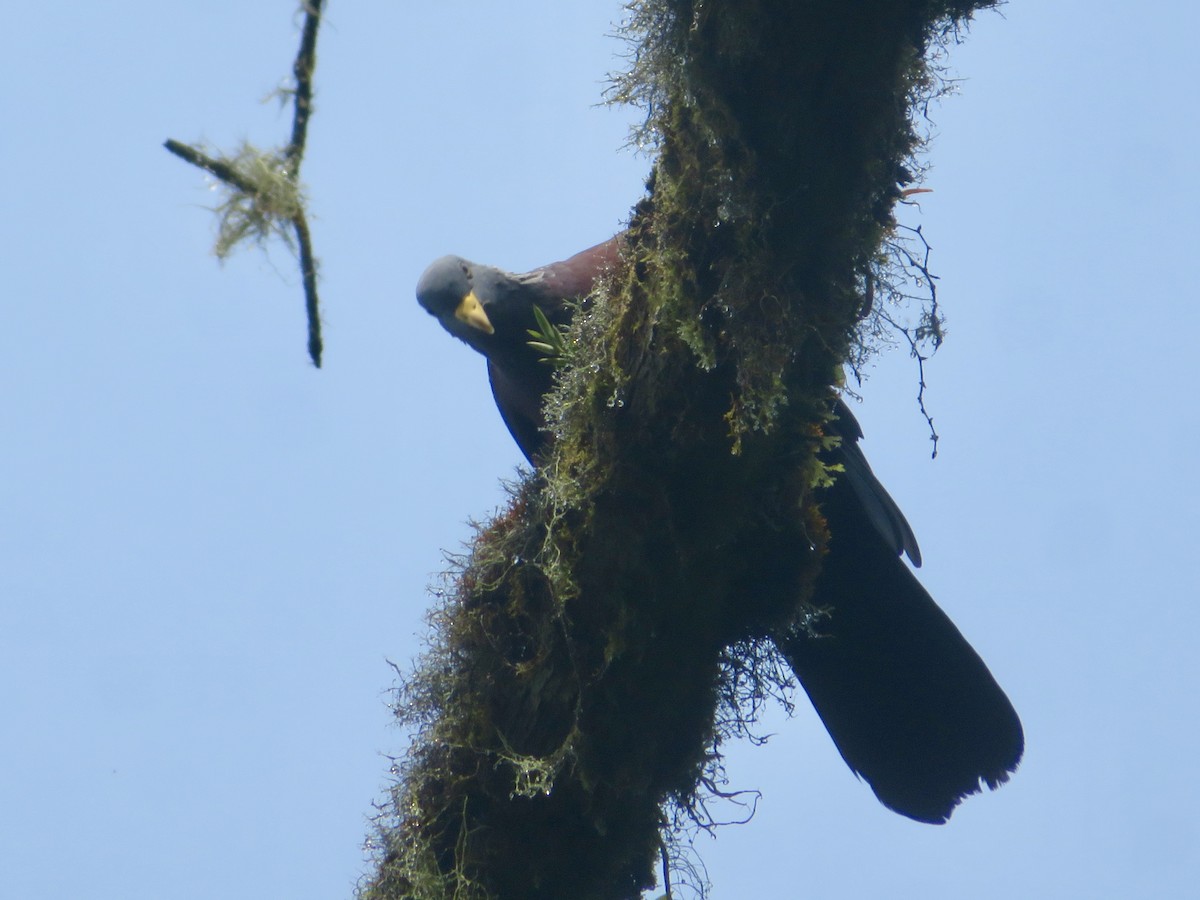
479,236,626,463
487,359,547,463
534,235,625,302
829,399,922,566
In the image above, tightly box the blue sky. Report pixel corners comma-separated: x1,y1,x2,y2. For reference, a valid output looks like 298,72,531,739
4,2,1198,897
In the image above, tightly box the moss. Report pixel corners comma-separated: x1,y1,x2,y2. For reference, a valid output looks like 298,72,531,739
365,2,999,898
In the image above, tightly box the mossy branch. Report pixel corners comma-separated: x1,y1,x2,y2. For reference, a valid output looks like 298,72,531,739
165,0,326,367
367,3,999,899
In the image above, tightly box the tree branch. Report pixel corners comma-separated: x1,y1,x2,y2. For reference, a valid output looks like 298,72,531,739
165,1,326,367
367,3,999,898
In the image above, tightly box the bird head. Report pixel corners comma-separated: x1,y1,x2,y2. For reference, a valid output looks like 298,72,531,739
417,254,563,370
416,255,497,344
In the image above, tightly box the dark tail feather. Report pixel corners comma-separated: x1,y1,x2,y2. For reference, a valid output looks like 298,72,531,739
776,476,1024,823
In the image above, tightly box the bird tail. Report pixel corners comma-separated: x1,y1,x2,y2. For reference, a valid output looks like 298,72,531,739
776,476,1024,823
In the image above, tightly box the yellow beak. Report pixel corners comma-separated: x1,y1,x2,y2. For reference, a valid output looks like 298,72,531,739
454,290,494,335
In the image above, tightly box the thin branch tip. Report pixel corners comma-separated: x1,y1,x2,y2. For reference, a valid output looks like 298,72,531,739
165,1,326,366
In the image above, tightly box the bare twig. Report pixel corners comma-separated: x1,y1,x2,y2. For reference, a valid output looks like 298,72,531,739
292,209,323,367
879,303,940,458
163,140,259,195
165,0,326,367
884,223,941,458
285,2,322,167
856,220,943,458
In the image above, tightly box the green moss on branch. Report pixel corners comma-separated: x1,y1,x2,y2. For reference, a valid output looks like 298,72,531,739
366,3,998,898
